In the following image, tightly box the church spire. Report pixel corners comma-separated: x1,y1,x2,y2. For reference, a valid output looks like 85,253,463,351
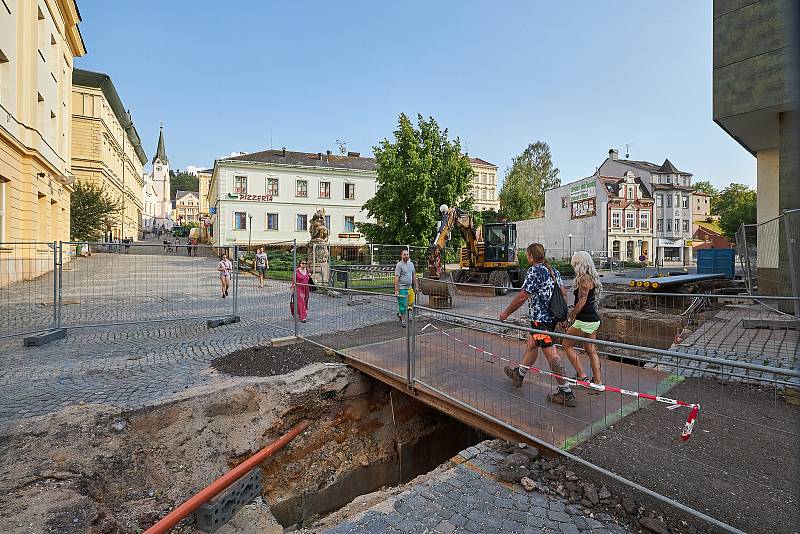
152,122,168,165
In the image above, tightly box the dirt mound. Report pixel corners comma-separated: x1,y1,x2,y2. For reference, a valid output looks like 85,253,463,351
212,342,335,377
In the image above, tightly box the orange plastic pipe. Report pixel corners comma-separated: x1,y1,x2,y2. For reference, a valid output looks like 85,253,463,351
144,420,310,534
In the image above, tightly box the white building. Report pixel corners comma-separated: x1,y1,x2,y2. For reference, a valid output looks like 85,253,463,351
208,149,377,246
141,172,159,233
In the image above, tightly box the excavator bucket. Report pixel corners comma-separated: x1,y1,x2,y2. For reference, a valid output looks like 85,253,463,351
419,272,456,308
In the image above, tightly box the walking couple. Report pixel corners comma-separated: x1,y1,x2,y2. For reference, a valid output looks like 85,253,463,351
500,244,603,406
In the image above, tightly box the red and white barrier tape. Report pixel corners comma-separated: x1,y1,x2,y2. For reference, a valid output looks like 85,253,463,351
421,322,700,441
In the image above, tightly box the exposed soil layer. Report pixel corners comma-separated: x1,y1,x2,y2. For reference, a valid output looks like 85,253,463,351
572,379,800,534
211,321,409,377
212,342,332,377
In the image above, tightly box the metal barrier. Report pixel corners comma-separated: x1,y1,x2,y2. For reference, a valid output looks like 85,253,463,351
301,289,798,533
0,241,59,339
736,209,800,312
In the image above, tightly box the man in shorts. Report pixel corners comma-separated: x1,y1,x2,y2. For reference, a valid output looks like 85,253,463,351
394,249,417,328
499,243,576,407
255,247,269,288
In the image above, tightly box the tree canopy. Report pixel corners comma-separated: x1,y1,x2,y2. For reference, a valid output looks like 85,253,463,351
498,142,560,221
359,113,474,246
70,181,121,241
716,183,756,239
692,180,718,197
170,171,199,200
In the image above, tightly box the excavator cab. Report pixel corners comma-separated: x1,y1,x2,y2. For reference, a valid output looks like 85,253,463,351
482,223,517,263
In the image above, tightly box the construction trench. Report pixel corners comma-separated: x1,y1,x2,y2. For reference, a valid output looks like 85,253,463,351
3,281,790,534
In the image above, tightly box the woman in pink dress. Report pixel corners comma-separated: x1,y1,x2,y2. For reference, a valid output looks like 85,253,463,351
292,259,311,322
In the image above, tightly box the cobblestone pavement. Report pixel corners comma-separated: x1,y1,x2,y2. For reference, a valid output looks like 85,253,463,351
0,242,402,426
322,442,631,534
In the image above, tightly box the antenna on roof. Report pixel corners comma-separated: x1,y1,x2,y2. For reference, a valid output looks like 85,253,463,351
625,143,636,159
335,139,347,155
270,128,273,150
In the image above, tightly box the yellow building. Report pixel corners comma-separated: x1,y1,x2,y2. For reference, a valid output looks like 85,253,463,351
174,190,199,224
71,69,147,240
197,168,211,217
0,0,85,282
469,158,500,211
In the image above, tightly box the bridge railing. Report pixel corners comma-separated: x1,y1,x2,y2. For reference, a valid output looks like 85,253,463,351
295,283,799,533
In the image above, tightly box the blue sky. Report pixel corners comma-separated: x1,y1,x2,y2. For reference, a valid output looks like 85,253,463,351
74,0,755,188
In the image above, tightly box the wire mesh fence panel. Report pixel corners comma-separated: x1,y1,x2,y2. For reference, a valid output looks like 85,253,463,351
58,241,233,328
0,242,57,338
235,240,297,335
296,286,409,377
736,209,800,308
407,307,800,533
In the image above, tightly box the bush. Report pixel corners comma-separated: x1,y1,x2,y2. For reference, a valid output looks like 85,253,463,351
517,251,574,276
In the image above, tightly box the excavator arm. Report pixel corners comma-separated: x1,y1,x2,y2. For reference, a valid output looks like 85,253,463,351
426,206,480,278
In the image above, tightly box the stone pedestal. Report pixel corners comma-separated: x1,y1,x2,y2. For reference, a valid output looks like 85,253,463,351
309,239,329,284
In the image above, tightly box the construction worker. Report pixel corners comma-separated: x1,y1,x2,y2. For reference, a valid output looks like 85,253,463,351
394,249,417,327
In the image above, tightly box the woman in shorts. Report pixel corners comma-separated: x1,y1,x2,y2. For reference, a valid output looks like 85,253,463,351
218,252,233,298
562,251,603,393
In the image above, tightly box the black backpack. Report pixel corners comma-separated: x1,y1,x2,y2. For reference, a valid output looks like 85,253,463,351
547,266,568,322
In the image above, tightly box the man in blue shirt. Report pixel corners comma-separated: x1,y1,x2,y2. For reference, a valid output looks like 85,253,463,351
499,243,576,407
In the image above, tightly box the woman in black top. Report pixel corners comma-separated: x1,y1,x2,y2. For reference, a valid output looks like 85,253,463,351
561,251,603,393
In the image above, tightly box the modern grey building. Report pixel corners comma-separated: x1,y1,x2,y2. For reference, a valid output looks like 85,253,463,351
600,150,694,265
713,0,798,293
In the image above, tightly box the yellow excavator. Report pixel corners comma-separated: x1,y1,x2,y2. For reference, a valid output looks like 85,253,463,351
419,205,520,300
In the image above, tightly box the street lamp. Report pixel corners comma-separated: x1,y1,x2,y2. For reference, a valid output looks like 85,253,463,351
248,214,253,248
568,234,573,259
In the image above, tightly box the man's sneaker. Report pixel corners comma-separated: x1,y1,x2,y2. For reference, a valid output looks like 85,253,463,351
504,366,524,388
547,390,577,407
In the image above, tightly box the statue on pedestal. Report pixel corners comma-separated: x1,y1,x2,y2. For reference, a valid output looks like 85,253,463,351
308,208,329,282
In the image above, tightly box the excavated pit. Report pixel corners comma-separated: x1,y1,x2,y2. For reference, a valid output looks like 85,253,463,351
0,339,485,534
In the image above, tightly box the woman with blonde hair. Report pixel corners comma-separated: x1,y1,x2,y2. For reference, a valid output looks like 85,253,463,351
562,251,603,393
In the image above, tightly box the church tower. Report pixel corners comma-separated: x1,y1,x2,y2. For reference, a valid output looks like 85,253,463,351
151,123,173,228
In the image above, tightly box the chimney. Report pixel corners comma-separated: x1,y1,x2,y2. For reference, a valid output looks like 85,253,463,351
281,147,286,157
609,148,619,161
317,152,323,161
326,149,331,162
347,151,360,158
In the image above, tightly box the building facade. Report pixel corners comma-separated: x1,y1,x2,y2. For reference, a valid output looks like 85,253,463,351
0,0,84,281
602,171,655,262
515,170,655,263
141,172,158,234
600,150,695,265
174,190,199,224
469,158,500,211
197,168,211,217
149,125,173,231
515,174,610,259
691,191,712,231
208,149,377,247
713,0,797,294
71,69,147,241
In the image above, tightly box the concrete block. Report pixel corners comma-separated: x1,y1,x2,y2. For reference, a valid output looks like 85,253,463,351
23,329,67,347
207,316,241,328
270,336,300,347
196,468,263,532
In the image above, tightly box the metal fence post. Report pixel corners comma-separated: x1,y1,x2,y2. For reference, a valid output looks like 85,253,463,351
410,302,417,386
232,245,239,317
782,213,800,317
51,241,57,329
293,239,299,337
739,224,753,295
57,241,63,329
406,293,413,387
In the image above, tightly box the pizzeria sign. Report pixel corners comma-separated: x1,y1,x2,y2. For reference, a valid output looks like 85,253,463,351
227,193,273,201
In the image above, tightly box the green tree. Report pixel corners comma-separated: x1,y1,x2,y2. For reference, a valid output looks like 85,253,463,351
70,181,121,241
499,141,560,221
359,113,474,246
170,171,199,200
717,184,756,239
692,180,717,197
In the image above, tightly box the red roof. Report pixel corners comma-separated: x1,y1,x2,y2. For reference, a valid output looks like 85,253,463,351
469,157,497,168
